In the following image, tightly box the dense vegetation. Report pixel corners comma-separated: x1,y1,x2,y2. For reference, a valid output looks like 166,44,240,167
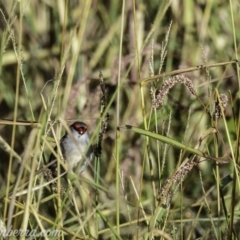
0,0,240,239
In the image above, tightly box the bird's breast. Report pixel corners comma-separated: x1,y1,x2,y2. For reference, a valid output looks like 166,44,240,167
61,138,87,170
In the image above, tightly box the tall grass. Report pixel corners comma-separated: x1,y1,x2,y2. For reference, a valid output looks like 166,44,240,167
0,0,240,239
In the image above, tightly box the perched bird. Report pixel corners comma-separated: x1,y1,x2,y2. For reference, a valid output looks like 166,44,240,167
47,121,94,182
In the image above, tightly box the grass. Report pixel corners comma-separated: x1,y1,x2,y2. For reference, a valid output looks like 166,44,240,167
0,0,240,239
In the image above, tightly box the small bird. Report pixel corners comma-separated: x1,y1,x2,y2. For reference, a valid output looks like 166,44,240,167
48,121,94,180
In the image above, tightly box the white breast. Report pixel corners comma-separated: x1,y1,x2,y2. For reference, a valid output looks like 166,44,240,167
60,130,91,171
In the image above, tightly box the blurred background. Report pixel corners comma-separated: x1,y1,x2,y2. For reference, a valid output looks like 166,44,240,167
0,0,239,239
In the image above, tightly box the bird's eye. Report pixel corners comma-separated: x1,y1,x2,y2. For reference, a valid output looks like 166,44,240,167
79,126,86,135
72,122,87,135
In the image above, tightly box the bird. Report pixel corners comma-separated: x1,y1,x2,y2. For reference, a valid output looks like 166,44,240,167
47,121,94,182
